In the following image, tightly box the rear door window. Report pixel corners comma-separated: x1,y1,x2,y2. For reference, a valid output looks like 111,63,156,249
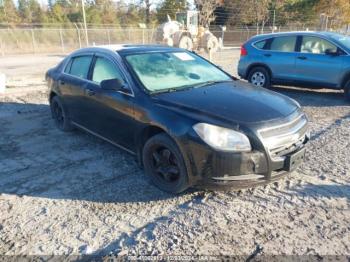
64,59,72,73
66,56,93,79
270,36,297,52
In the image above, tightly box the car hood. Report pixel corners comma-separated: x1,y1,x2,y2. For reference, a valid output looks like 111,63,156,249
153,81,299,125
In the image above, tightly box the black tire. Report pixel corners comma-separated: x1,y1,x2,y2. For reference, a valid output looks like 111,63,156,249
248,66,271,88
344,80,350,101
50,96,74,132
142,133,189,194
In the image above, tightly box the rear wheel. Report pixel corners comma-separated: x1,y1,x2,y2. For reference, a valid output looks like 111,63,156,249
248,67,271,88
50,96,74,132
178,35,193,51
204,34,219,53
142,133,189,193
344,80,350,101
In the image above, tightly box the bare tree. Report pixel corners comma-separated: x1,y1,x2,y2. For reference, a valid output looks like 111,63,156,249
316,0,350,29
194,0,218,27
240,0,283,33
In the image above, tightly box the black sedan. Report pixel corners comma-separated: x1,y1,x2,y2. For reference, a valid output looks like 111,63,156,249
46,45,309,193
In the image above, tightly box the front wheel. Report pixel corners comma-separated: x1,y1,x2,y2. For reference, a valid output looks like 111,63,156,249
248,67,271,88
178,36,193,51
142,133,189,194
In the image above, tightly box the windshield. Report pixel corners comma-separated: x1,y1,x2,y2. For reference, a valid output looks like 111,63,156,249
124,51,232,93
331,34,350,50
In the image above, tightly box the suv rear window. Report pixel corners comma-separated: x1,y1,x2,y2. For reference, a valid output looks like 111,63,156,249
253,40,268,49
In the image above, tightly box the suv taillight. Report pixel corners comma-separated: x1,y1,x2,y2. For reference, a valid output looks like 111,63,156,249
241,45,248,56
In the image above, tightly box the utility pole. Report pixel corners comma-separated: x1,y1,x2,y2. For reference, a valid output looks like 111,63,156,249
81,0,89,46
272,9,276,33
145,0,150,26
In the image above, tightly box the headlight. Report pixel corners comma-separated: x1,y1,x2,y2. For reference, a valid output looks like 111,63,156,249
193,123,251,152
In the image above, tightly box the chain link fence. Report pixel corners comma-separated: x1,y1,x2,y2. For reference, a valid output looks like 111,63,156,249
0,25,343,55
0,28,160,55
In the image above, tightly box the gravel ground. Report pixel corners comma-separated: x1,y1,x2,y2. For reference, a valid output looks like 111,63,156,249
0,51,349,258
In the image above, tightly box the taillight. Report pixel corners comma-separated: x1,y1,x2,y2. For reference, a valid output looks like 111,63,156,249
241,45,248,56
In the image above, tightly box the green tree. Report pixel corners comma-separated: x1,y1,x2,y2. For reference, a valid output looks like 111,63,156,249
49,2,69,24
281,0,318,26
18,0,45,24
156,0,187,23
0,0,20,24
118,3,143,26
96,0,118,25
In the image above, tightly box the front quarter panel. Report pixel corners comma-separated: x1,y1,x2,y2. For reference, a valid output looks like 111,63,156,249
340,55,350,87
133,97,202,184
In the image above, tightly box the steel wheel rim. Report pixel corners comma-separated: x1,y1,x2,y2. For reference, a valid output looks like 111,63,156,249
251,72,266,87
179,37,193,50
150,146,181,184
52,101,64,128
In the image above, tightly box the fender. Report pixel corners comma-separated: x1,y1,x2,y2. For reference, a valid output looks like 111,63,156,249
340,70,350,89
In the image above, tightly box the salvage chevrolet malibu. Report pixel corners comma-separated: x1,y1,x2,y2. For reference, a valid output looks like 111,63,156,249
46,45,309,193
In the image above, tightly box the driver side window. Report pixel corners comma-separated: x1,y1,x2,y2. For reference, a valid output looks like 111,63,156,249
92,57,125,84
301,36,337,54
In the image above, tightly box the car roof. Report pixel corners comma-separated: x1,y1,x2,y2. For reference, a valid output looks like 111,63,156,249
250,31,343,41
71,44,184,56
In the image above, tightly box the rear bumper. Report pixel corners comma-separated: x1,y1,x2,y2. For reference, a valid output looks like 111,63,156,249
237,59,248,79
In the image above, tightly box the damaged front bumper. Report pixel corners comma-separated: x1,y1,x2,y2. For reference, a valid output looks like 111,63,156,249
182,112,309,189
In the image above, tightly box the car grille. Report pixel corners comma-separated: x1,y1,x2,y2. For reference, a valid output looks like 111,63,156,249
258,113,308,159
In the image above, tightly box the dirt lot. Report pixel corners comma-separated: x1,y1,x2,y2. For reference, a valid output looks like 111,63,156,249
0,51,349,258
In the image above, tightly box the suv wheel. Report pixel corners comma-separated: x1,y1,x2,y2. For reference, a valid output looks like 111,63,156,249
344,80,350,101
142,133,189,194
178,36,193,51
50,96,74,131
248,67,271,88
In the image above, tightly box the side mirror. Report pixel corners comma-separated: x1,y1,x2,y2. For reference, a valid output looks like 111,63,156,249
100,78,125,91
325,49,339,56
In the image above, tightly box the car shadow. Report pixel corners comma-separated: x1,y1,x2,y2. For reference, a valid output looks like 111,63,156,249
269,85,349,107
311,112,350,141
292,183,350,200
0,102,189,204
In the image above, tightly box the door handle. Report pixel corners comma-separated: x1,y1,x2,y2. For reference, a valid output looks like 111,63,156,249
297,56,307,60
264,54,271,57
59,80,65,85
86,89,95,96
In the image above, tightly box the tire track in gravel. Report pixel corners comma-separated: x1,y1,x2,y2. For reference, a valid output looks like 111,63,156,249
89,192,207,256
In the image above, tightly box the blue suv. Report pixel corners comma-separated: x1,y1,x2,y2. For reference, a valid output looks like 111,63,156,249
238,31,350,100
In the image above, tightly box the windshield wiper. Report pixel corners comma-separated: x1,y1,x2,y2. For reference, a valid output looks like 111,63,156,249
191,80,232,88
151,84,196,94
151,80,232,95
